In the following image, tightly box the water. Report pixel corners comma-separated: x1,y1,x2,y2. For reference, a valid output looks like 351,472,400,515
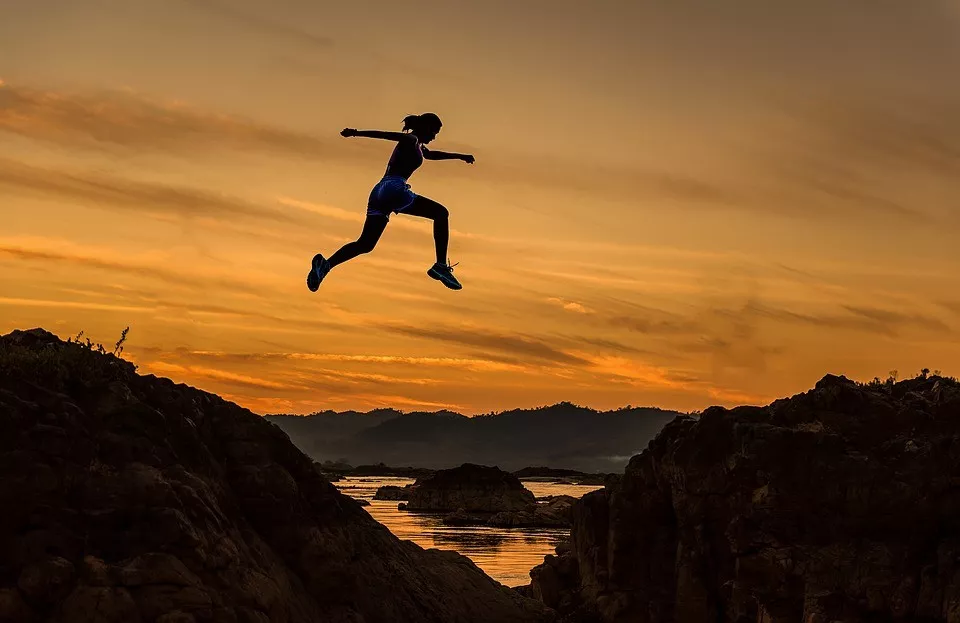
334,476,602,587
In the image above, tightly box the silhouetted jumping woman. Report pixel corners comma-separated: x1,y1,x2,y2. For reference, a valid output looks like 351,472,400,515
306,113,474,292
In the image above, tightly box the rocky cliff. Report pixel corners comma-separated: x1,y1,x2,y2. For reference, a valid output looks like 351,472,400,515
528,373,960,622
0,329,550,623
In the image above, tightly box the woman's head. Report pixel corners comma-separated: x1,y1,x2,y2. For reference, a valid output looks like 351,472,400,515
402,113,442,143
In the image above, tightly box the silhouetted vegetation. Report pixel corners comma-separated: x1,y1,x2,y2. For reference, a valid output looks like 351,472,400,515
0,327,134,392
860,368,958,391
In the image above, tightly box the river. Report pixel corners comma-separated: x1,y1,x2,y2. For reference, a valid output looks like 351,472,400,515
334,476,602,587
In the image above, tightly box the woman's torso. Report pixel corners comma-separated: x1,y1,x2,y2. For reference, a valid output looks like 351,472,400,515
384,135,424,180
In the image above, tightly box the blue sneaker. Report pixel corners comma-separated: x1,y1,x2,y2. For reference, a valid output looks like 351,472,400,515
427,260,462,290
306,253,331,292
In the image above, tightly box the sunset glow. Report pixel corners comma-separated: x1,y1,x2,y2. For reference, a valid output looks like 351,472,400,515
3,0,959,414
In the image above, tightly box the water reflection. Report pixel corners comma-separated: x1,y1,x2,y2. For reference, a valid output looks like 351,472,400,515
432,530,508,551
334,476,602,587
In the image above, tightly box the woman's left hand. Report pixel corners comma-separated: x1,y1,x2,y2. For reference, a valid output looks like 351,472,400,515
462,155,476,164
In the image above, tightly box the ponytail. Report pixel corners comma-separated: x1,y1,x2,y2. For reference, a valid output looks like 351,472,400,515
402,112,442,133
402,114,421,132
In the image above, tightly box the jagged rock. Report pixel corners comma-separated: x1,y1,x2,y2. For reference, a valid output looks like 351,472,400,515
0,587,35,622
527,373,960,622
17,556,75,605
117,554,201,588
374,484,417,501
406,464,536,512
488,496,577,528
513,467,610,486
60,586,140,623
0,328,551,623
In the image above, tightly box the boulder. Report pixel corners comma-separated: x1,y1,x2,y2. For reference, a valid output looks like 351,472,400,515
406,464,536,512
373,484,417,501
18,556,76,605
487,496,577,528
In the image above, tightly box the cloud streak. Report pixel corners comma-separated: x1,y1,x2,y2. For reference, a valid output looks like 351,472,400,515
4,80,952,227
725,300,951,337
381,322,588,366
0,158,301,224
152,348,522,373
0,242,265,296
184,0,334,50
0,82,352,160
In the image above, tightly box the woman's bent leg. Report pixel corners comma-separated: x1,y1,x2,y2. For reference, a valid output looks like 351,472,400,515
403,196,449,265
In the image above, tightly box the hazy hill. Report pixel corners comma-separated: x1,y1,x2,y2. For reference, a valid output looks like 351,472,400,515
267,402,681,472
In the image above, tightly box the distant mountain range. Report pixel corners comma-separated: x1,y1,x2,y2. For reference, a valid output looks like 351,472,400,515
266,402,683,472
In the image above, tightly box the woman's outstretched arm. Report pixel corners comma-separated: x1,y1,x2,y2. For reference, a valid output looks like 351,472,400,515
341,128,410,141
422,146,475,164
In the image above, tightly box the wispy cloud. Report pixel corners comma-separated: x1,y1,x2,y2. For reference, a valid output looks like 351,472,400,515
382,322,588,366
736,300,951,336
841,304,951,332
0,82,352,160
546,297,592,314
184,0,334,50
0,296,152,314
0,240,264,296
6,79,948,227
610,314,701,336
154,348,522,373
147,361,299,391
0,158,301,224
575,351,768,405
278,197,364,224
939,300,960,315
565,336,654,356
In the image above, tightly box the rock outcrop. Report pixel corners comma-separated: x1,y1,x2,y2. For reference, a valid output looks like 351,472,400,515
406,463,536,512
528,373,960,622
373,484,416,501
488,496,577,529
0,329,550,623
514,467,609,486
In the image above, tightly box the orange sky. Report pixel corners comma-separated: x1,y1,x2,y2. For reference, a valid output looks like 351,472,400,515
2,0,959,414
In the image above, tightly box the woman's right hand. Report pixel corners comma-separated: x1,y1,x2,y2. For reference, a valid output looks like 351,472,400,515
341,128,358,137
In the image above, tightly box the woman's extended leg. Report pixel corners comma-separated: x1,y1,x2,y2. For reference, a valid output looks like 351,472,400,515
307,215,387,292
328,215,389,268
402,196,462,290
403,195,449,265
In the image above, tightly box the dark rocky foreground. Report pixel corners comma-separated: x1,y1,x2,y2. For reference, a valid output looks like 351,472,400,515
0,329,551,623
524,373,960,622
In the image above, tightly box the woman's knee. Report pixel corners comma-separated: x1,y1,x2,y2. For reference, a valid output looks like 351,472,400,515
435,204,449,220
